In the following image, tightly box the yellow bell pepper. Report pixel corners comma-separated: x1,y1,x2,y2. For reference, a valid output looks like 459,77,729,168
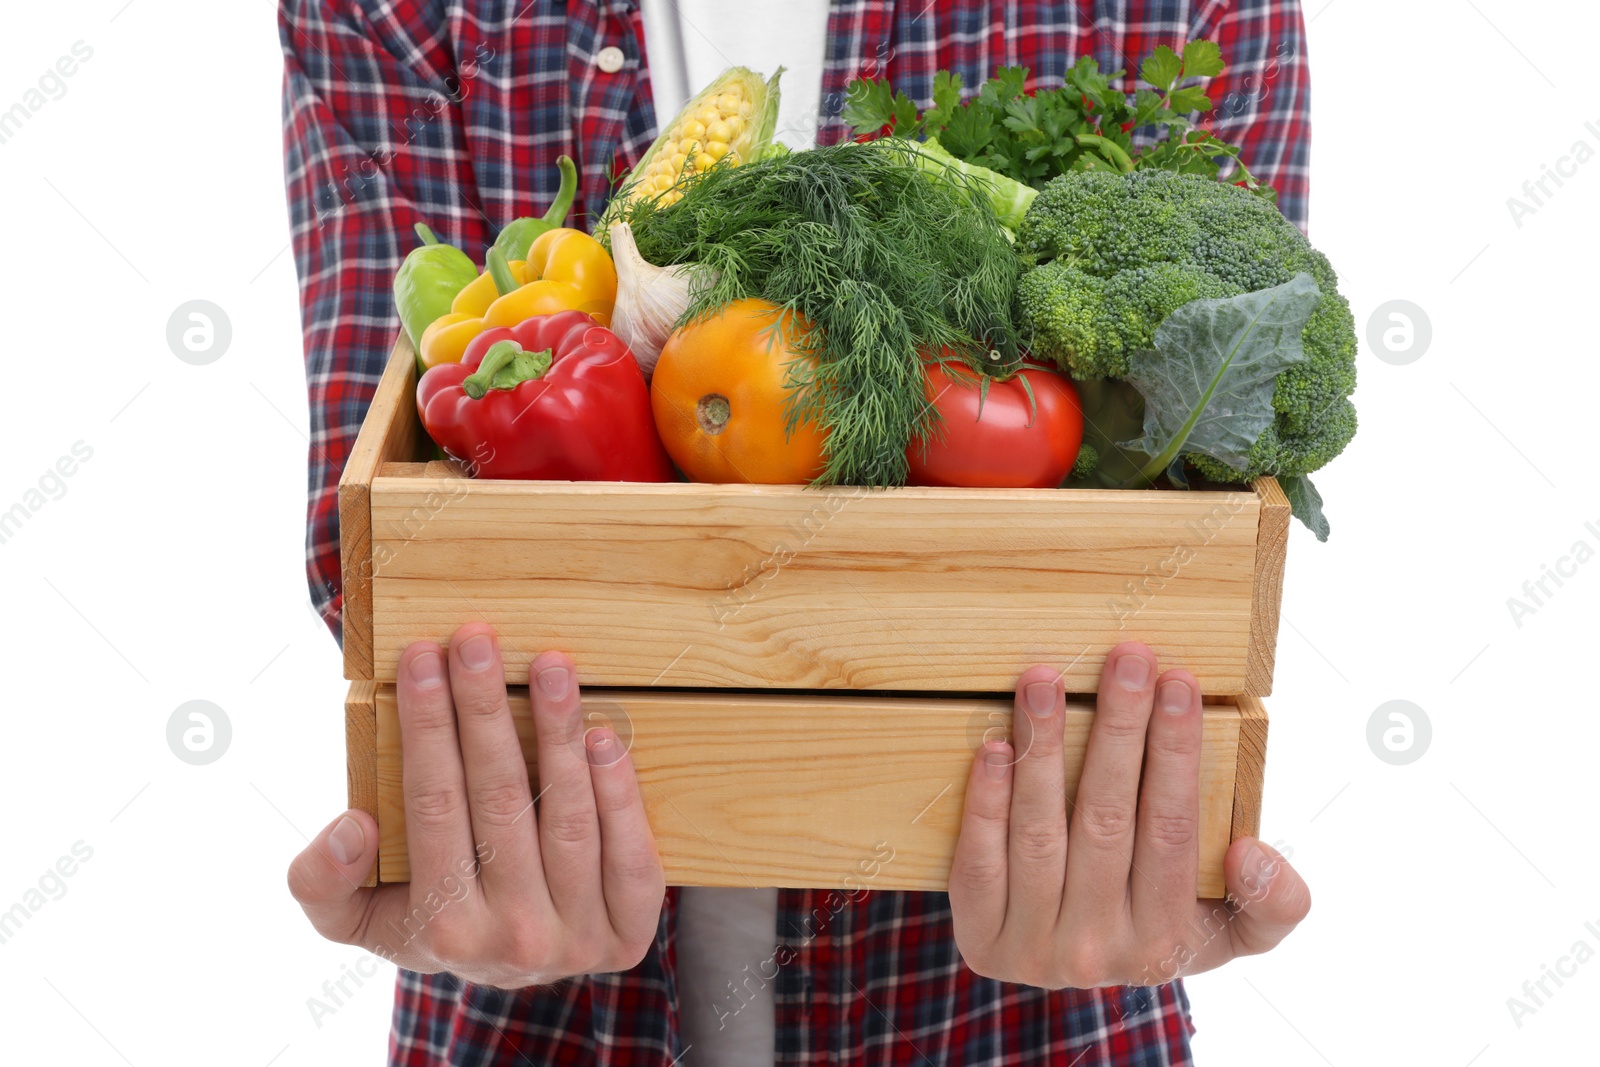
418,227,618,370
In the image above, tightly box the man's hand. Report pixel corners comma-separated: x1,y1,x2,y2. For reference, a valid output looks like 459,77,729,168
287,623,666,988
948,641,1311,989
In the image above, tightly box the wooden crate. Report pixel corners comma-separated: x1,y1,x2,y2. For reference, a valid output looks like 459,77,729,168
340,336,1288,891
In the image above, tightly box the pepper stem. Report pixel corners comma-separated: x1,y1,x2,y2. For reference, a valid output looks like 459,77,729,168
542,156,578,227
414,222,440,246
486,247,520,298
461,340,554,399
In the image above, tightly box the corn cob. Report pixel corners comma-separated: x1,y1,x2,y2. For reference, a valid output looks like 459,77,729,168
602,67,783,223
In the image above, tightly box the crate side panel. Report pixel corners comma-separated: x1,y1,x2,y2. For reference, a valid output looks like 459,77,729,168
1231,693,1269,841
339,337,425,680
369,481,1262,692
374,687,1241,897
345,681,378,888
1245,477,1291,696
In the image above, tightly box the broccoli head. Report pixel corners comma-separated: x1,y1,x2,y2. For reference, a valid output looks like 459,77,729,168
1014,170,1357,483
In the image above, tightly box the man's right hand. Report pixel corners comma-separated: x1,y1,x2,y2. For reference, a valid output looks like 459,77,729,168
287,623,666,988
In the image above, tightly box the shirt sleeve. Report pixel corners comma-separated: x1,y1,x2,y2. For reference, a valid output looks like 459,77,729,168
1189,0,1313,233
279,0,494,642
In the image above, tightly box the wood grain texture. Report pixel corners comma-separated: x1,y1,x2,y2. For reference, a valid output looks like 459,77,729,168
375,687,1247,898
368,477,1264,693
345,681,379,888
1230,693,1269,843
338,336,424,681
1244,476,1291,697
378,461,462,480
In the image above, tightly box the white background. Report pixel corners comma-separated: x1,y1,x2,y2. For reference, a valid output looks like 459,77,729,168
0,1,1595,1064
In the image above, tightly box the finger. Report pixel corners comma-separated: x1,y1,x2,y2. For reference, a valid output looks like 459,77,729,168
948,739,1015,952
287,810,414,962
1005,665,1069,936
287,809,382,943
447,624,542,903
396,641,477,898
585,727,667,947
1223,839,1312,956
1187,839,1312,975
1129,669,1203,939
529,650,604,916
289,810,470,972
1064,641,1157,927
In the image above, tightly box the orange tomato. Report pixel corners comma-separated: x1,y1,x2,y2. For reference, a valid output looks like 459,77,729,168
650,298,828,483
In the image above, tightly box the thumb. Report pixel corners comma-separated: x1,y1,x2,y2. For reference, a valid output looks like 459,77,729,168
287,809,381,944
1222,838,1312,957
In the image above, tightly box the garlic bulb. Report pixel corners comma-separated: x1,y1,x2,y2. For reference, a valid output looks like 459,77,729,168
608,221,715,380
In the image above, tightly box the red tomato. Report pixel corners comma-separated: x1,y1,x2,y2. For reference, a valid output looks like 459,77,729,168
906,358,1084,489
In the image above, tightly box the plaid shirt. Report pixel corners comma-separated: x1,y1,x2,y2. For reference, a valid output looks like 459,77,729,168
279,1,1311,1062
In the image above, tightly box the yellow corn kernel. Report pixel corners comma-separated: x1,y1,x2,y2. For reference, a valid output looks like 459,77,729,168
679,119,706,141
670,151,688,171
659,139,679,157
695,106,719,125
716,93,740,112
694,153,715,172
705,140,729,160
707,119,733,143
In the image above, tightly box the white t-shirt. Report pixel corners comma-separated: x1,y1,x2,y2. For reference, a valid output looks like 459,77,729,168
639,0,831,151
633,8,830,1062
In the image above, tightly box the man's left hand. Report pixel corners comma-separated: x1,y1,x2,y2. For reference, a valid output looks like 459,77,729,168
947,641,1311,989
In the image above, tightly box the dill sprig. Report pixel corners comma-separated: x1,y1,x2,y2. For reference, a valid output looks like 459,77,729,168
616,141,1020,487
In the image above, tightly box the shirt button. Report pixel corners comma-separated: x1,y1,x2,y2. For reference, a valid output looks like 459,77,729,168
596,46,625,73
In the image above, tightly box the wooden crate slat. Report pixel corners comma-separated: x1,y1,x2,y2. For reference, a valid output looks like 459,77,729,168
1244,476,1291,697
1230,692,1269,843
337,335,425,680
368,478,1263,693
344,680,379,888
372,687,1250,899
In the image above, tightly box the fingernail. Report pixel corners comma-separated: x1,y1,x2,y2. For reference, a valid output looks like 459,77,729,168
409,649,445,689
984,743,1012,780
459,634,494,671
1159,679,1192,715
1024,681,1057,718
538,665,571,700
329,815,364,866
1239,841,1277,899
586,728,613,765
1116,653,1150,690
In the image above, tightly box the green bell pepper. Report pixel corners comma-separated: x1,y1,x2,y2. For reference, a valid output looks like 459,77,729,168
490,155,578,261
393,222,478,357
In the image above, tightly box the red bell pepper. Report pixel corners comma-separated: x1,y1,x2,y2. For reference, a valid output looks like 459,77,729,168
416,311,675,481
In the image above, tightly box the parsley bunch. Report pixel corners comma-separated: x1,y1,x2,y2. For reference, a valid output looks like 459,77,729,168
842,41,1264,193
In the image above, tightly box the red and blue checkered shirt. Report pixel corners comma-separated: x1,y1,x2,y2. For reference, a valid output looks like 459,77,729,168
279,2,1312,1062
